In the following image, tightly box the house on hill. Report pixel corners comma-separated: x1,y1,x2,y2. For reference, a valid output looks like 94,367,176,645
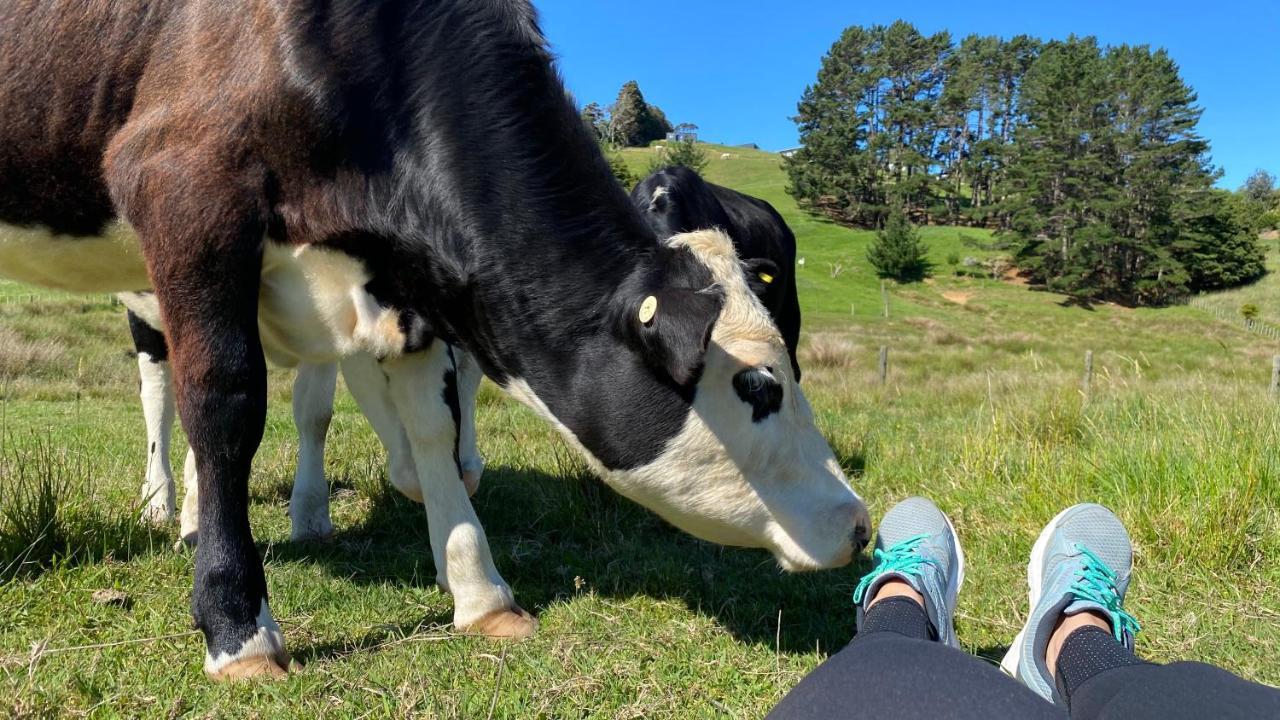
666,129,698,143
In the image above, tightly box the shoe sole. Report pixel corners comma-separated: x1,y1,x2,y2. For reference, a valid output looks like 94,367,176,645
941,509,966,649
998,504,1078,677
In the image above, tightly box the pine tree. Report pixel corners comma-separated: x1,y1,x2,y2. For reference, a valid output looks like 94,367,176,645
580,102,607,140
786,25,892,226
609,81,670,147
867,209,931,281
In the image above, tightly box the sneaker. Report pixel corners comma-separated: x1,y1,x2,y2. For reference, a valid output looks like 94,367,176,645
852,497,965,648
1000,503,1141,703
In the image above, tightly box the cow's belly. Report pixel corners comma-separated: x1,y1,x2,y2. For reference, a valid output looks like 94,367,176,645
0,220,151,292
256,242,416,367
116,240,418,368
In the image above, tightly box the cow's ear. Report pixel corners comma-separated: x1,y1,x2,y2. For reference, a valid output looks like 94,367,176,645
741,258,780,299
619,287,723,386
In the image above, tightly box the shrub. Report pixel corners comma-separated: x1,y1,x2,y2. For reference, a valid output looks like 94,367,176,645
1240,303,1260,321
801,334,857,369
602,144,636,190
867,209,931,282
647,138,709,176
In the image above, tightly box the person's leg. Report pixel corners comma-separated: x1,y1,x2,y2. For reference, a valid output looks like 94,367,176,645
768,498,1063,720
1003,504,1280,720
1055,625,1280,719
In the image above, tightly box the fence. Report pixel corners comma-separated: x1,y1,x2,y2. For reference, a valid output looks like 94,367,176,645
0,292,119,307
1188,297,1280,341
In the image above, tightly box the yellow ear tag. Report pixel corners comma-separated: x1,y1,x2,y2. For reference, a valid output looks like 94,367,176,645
759,272,775,284
638,295,658,325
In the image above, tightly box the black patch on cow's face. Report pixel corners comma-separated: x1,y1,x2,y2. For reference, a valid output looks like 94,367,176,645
733,366,783,422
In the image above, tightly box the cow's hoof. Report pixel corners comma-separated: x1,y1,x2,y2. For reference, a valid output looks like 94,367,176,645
288,512,334,543
207,652,299,682
140,503,174,526
289,523,334,543
460,461,481,497
462,607,538,639
174,532,198,551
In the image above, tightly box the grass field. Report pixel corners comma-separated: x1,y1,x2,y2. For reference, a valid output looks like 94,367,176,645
2,143,1277,718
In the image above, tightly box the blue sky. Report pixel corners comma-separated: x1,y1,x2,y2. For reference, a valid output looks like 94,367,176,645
538,1,1279,189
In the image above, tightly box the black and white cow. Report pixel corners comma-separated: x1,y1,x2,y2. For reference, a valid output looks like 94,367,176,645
129,170,801,545
0,0,870,680
124,302,485,542
632,166,803,380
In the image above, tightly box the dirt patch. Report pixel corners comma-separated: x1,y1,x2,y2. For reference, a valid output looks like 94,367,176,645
1260,230,1279,241
941,291,973,305
1002,267,1030,286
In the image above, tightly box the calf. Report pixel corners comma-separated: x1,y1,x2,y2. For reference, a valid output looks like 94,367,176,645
632,166,803,379
0,0,869,680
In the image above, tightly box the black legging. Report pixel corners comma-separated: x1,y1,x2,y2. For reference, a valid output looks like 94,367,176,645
767,598,1279,719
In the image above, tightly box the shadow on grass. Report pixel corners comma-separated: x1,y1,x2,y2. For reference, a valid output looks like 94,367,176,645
271,458,874,657
974,644,1012,666
293,615,454,665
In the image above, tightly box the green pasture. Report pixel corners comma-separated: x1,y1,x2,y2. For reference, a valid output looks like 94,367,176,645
1,145,1276,718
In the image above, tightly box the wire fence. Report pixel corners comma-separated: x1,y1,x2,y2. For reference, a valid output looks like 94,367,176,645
1187,297,1280,341
0,292,119,307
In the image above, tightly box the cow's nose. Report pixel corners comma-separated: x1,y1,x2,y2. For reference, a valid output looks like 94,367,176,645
851,505,873,554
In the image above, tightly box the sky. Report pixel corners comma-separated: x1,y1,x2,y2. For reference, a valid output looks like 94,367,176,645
537,0,1279,189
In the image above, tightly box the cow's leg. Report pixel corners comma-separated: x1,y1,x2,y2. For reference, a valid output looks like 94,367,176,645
129,310,177,524
455,349,485,497
179,447,199,545
288,363,338,541
382,343,535,638
110,160,288,679
339,353,421,501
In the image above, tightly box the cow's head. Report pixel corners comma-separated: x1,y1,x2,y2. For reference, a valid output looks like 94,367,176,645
507,229,869,571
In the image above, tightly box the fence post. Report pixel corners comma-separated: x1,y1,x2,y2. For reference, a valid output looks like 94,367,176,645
1083,350,1094,401
881,281,889,319
1272,355,1279,399
878,346,889,384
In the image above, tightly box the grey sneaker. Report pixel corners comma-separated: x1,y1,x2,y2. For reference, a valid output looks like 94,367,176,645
1000,504,1141,703
853,497,965,648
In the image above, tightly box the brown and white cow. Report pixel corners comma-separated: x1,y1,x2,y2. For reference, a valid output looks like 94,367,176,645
0,0,870,680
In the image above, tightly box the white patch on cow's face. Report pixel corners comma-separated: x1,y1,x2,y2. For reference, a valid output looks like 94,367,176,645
598,230,869,571
649,185,669,211
0,220,150,292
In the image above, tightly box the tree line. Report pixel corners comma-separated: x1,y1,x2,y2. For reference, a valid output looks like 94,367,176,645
787,22,1266,305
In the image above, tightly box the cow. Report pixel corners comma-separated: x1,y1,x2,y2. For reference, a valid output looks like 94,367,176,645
127,170,800,543
123,301,486,543
0,0,870,680
127,169,802,547
632,166,803,380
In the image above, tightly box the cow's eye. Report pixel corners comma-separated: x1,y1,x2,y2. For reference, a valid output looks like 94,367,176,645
732,366,783,422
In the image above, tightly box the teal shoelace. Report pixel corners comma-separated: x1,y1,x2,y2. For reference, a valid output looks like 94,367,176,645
1070,543,1142,642
852,534,936,605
